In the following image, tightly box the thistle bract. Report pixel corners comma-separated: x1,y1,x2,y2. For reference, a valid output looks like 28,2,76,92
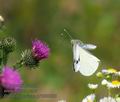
21,49,39,68
2,37,16,53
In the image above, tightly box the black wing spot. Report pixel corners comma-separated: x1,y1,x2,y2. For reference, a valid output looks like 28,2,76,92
76,60,79,64
76,58,80,64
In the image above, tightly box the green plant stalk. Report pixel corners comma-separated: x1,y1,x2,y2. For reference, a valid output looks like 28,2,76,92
0,85,4,98
0,49,4,98
0,50,2,72
94,98,97,102
92,90,97,102
13,59,24,70
2,50,9,66
108,87,111,97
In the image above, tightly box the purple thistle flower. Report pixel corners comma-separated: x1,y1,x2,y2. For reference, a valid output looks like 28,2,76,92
0,66,23,92
32,39,50,61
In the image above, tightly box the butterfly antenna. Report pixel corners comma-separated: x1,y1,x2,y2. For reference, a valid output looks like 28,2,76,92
63,29,73,40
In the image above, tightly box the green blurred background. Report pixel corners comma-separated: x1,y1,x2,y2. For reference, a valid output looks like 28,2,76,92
0,0,120,102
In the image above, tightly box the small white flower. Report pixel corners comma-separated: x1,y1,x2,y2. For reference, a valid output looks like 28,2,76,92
102,69,108,73
101,79,120,88
107,80,120,88
115,72,120,76
0,15,4,22
102,68,117,74
116,97,120,102
58,100,66,102
101,79,108,86
99,97,116,102
88,84,98,90
82,94,95,102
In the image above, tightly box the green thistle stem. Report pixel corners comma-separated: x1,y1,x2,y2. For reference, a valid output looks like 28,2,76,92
13,59,24,70
0,85,4,98
0,50,2,72
2,50,9,66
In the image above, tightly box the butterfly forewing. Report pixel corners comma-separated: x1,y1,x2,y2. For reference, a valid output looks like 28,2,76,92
82,44,97,50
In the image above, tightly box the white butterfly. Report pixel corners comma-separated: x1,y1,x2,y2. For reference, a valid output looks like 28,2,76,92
71,40,100,76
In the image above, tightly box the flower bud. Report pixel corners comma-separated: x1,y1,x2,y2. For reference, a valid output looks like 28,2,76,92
96,72,103,78
88,83,98,90
21,50,39,68
106,75,111,79
2,37,16,52
101,79,108,86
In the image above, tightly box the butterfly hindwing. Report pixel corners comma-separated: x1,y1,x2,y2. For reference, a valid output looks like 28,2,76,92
78,46,100,76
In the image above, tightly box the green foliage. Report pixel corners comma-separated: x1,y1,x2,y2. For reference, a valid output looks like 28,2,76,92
0,0,120,102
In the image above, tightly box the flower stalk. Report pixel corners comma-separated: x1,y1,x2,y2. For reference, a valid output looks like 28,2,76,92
13,59,24,70
108,87,111,97
2,50,9,66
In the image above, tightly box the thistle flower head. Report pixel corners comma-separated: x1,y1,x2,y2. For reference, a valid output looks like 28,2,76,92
32,39,50,61
21,49,39,68
0,66,23,92
2,37,16,52
0,76,2,84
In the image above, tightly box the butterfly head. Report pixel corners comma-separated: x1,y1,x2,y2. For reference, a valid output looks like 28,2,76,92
71,40,83,45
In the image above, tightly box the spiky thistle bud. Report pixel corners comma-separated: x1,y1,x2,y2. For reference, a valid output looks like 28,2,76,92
21,49,39,68
2,37,16,53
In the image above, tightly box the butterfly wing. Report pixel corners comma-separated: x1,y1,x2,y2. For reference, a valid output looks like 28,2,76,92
71,40,100,76
72,43,81,72
81,44,97,50
77,46,100,76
